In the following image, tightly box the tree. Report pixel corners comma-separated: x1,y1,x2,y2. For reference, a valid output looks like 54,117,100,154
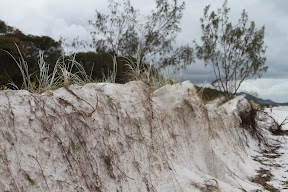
0,20,16,34
89,0,194,68
195,0,268,99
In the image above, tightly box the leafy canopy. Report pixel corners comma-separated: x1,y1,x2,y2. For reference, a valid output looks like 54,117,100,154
195,0,268,99
89,0,194,68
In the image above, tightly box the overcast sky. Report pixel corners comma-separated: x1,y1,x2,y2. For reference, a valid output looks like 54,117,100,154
0,0,287,102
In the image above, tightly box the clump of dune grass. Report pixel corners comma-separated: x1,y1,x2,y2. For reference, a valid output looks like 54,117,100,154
124,45,177,90
100,44,177,89
194,85,224,104
55,53,94,87
102,55,117,83
2,44,94,92
124,45,144,81
2,44,31,90
4,44,179,92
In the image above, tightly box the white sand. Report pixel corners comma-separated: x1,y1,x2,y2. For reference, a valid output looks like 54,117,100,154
0,81,285,191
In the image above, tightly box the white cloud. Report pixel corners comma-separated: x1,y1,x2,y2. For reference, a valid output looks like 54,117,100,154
238,79,288,103
48,18,92,42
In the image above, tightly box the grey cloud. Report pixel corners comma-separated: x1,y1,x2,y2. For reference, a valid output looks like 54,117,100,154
181,0,288,83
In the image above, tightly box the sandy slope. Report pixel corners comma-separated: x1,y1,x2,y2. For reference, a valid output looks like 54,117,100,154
0,81,277,191
253,107,288,191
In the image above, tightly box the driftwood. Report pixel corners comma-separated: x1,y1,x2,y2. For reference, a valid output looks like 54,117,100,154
261,110,288,134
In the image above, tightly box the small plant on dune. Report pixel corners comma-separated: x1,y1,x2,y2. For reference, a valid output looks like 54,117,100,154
55,53,94,87
147,66,178,90
0,85,8,90
194,85,224,104
3,43,177,92
102,55,117,83
37,51,51,90
124,45,145,81
25,173,36,186
2,44,31,91
37,50,60,91
124,45,176,89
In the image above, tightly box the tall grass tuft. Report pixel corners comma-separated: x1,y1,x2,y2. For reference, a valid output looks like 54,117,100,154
3,44,94,92
124,45,177,89
2,43,30,90
124,45,144,81
102,55,117,83
3,44,179,92
37,50,61,91
56,53,94,87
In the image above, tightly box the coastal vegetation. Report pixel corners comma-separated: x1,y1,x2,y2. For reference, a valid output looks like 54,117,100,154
0,0,268,102
195,0,268,100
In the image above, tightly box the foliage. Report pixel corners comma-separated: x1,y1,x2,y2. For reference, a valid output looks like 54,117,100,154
101,55,117,83
89,0,194,68
123,46,174,89
195,0,268,99
194,85,223,103
0,20,16,34
3,44,98,92
0,19,177,91
72,52,129,83
2,44,31,90
124,46,145,81
0,20,62,88
56,54,95,87
2,41,175,92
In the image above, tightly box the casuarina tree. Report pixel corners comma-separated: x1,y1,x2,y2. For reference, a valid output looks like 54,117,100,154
89,0,194,68
195,0,268,99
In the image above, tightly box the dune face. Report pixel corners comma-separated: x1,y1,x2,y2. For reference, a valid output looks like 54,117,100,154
0,81,266,191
